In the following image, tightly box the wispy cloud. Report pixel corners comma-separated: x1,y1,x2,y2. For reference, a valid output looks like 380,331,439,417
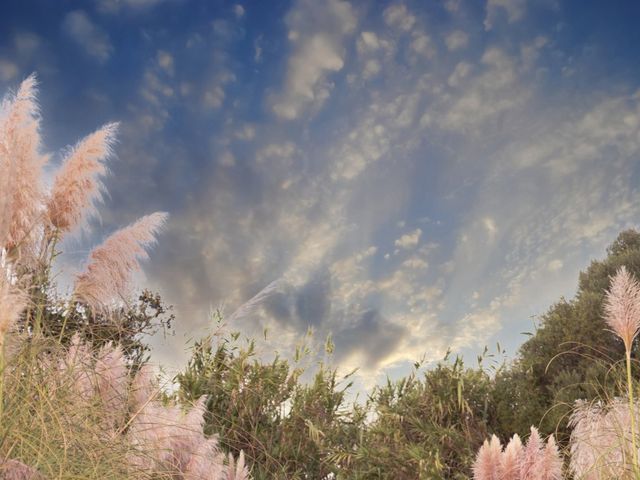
62,10,113,63
270,0,357,120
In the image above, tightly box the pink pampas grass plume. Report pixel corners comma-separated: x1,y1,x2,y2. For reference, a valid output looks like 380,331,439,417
95,342,129,428
130,362,158,411
184,437,225,480
520,427,543,479
226,450,250,480
473,434,502,480
127,401,178,471
499,433,523,480
0,458,44,480
169,396,208,472
47,123,118,233
540,435,563,480
603,266,640,351
60,333,95,401
569,399,635,479
74,212,168,310
0,74,49,254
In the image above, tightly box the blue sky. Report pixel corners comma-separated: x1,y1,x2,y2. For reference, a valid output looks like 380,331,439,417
2,0,640,386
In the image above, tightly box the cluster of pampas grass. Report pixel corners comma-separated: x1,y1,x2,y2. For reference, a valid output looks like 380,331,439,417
473,427,562,480
0,76,251,479
0,74,167,309
569,398,638,479
473,266,640,480
57,335,250,479
564,266,640,479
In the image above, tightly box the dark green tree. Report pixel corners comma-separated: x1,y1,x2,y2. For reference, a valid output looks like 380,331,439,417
492,229,640,443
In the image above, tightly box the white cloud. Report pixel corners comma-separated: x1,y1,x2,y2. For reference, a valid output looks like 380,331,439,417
0,59,18,81
271,0,357,120
363,59,381,79
484,0,527,30
156,50,174,75
411,33,435,59
395,228,422,250
96,0,166,14
447,61,472,87
357,31,381,54
444,0,461,13
219,151,236,167
547,259,563,272
256,142,297,164
441,47,527,132
204,86,225,109
235,124,256,141
62,10,113,63
383,4,416,32
233,4,245,18
482,217,498,240
445,30,469,51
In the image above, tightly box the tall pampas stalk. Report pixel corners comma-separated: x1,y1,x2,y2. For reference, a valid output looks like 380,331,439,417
0,74,48,256
603,266,640,471
73,212,168,310
47,123,118,234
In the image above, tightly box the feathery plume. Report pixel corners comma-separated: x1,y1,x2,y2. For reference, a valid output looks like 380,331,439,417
74,212,168,309
473,435,502,480
169,397,208,472
47,123,118,233
541,435,563,480
61,333,95,401
226,450,250,480
94,342,129,428
520,427,543,479
500,434,523,480
0,458,44,480
184,437,225,480
603,266,640,351
0,74,49,254
570,399,636,479
127,401,178,471
130,362,158,410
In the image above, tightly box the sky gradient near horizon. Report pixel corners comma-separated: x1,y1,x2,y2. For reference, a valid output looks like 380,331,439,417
2,0,640,387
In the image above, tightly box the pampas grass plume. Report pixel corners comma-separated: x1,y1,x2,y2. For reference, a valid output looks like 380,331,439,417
604,266,640,351
473,434,502,480
184,437,225,480
0,74,48,253
74,212,168,309
542,435,563,480
47,123,118,233
500,433,522,480
0,458,45,480
520,427,542,479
